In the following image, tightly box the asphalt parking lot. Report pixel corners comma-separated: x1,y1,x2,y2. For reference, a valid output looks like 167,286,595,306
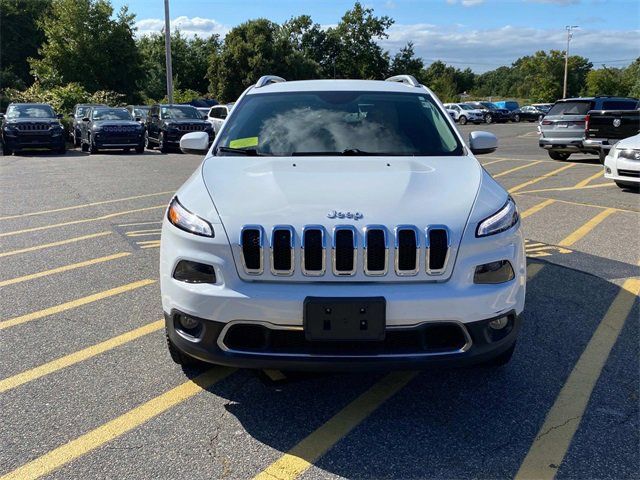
0,121,638,480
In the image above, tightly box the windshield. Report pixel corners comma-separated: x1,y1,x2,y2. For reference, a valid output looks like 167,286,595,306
601,100,638,110
75,106,92,118
6,104,55,119
480,102,498,110
215,91,462,156
161,106,200,119
459,104,474,111
548,101,593,116
92,108,132,121
133,108,149,118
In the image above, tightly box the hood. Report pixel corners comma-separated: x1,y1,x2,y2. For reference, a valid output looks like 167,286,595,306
201,156,483,281
6,118,59,126
93,120,140,127
165,119,208,125
465,109,485,115
615,133,640,150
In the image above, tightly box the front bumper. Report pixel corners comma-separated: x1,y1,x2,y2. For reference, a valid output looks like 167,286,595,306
604,153,640,184
165,309,520,370
94,133,143,149
3,134,65,150
539,137,594,153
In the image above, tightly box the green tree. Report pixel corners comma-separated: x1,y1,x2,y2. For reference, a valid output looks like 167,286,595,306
622,58,640,98
389,42,424,79
0,0,52,89
585,67,628,96
29,0,142,99
137,31,220,101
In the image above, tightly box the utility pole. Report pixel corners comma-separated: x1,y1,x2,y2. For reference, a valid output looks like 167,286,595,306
563,25,578,99
164,0,174,104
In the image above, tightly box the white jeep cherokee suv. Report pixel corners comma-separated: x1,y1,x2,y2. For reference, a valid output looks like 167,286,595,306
444,103,485,125
160,75,526,370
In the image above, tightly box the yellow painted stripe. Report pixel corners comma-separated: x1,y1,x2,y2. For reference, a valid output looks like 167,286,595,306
516,182,615,195
558,208,615,247
0,252,131,288
253,371,417,480
512,194,637,215
527,262,544,278
521,199,556,219
0,320,163,393
0,205,165,238
493,161,543,178
117,221,162,227
0,279,156,330
0,367,235,480
573,170,605,188
0,231,112,258
125,229,162,237
508,163,575,194
481,158,510,166
515,278,640,480
0,191,172,221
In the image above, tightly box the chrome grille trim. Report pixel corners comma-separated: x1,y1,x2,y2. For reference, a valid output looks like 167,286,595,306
332,225,358,276
239,225,264,275
394,225,420,276
270,225,295,276
301,225,326,276
425,226,451,275
363,225,389,276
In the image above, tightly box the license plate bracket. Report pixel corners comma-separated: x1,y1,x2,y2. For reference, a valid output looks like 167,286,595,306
304,297,386,341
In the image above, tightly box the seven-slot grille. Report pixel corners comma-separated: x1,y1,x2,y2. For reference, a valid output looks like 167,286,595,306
239,225,450,278
178,124,206,132
104,125,138,133
16,123,49,131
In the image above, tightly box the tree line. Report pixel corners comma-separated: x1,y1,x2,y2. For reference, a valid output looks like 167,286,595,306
1,0,638,113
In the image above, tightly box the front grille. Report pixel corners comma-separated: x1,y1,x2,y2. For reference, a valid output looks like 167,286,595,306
239,224,452,279
103,125,138,133
16,123,49,131
618,169,640,178
178,124,206,132
240,226,263,274
333,227,357,275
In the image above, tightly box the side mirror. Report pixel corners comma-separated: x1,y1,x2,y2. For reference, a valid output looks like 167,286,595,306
135,117,142,122
180,131,210,155
82,117,90,122
469,131,498,155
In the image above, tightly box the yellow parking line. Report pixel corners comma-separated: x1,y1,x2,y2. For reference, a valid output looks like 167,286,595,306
0,367,235,480
125,229,162,237
0,191,173,221
0,252,130,288
572,170,605,188
527,263,544,278
493,161,543,178
0,320,163,393
0,205,165,238
520,199,556,219
508,163,575,194
512,194,638,215
516,182,615,195
0,279,156,330
0,231,112,258
481,158,510,166
558,209,615,247
117,221,162,227
253,371,417,480
515,278,640,480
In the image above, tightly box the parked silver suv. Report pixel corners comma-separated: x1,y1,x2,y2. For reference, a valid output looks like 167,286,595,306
539,96,638,161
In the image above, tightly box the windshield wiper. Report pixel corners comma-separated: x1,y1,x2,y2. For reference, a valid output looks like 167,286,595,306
292,148,377,156
216,146,269,156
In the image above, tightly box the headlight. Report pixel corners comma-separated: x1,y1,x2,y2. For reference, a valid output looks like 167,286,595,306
167,197,214,237
617,148,640,161
476,197,519,237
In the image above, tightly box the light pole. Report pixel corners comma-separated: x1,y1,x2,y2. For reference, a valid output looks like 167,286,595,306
164,0,174,104
562,25,578,99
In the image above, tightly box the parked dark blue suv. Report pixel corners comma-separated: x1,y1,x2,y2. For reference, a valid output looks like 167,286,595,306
1,103,66,155
80,106,145,154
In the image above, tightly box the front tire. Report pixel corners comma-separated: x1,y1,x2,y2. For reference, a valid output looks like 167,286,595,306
485,114,493,124
458,115,467,125
55,144,66,155
89,135,98,154
598,150,607,165
548,151,570,161
166,331,203,368
615,181,640,191
73,130,81,147
144,131,154,150
135,143,144,154
3,144,13,156
159,132,169,153
513,114,520,122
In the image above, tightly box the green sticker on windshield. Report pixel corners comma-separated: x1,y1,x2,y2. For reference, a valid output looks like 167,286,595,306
229,136,258,149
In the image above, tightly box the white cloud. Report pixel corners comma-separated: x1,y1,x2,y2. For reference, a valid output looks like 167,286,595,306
381,24,639,72
135,16,229,37
446,0,485,6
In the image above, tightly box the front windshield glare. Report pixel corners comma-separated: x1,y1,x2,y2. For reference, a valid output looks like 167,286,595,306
162,107,200,119
7,105,55,119
215,91,462,156
92,109,132,121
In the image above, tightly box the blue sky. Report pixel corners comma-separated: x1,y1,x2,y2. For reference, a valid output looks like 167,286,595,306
111,0,639,72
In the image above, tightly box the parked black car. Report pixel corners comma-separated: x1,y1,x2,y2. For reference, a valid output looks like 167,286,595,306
144,104,213,153
583,103,640,163
70,103,105,146
1,103,66,155
80,106,145,154
463,102,510,123
126,105,151,125
511,105,547,123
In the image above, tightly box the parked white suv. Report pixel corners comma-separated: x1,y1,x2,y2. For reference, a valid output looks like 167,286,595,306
206,103,235,134
161,75,526,371
604,133,640,190
444,103,485,125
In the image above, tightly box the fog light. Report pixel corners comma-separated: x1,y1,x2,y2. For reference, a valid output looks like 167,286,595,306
605,166,611,174
173,260,216,283
474,260,515,284
489,316,509,330
178,314,200,330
